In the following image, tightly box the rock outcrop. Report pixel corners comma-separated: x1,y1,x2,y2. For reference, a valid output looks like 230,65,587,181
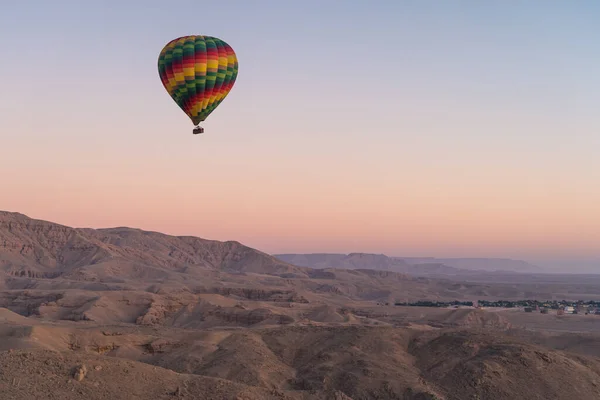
0,211,308,280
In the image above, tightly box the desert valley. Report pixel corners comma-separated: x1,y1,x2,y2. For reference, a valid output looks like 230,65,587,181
0,210,598,399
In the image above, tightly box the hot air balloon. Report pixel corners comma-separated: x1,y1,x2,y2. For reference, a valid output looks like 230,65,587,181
157,35,239,135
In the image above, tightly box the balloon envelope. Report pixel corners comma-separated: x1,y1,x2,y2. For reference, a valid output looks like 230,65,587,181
158,35,239,126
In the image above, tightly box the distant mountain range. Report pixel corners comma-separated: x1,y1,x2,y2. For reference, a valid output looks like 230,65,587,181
273,253,541,277
396,256,541,272
0,210,552,286
1,210,529,303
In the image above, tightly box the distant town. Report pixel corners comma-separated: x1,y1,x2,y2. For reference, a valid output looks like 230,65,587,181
394,299,600,314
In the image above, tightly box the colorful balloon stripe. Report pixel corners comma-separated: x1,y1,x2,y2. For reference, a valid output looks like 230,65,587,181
158,35,238,126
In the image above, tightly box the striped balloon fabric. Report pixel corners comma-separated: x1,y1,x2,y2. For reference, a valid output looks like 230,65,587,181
158,35,239,126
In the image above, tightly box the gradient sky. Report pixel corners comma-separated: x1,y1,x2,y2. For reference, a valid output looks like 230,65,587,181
1,1,599,271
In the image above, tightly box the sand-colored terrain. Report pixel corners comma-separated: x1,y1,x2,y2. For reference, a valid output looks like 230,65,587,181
2,211,600,399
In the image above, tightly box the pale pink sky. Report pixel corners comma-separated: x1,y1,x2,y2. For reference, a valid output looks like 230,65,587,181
2,1,599,270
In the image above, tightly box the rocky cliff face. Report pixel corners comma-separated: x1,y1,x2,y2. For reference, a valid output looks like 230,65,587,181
0,212,114,273
0,211,307,280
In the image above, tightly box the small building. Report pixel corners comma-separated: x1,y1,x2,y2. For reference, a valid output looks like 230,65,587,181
564,306,575,314
524,307,534,313
540,308,549,314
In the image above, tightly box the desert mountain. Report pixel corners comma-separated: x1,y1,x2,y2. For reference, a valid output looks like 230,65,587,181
0,211,309,281
274,252,539,277
274,252,464,276
2,211,600,305
3,211,600,399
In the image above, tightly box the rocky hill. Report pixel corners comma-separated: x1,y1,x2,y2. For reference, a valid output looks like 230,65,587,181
0,211,309,281
2,211,600,305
